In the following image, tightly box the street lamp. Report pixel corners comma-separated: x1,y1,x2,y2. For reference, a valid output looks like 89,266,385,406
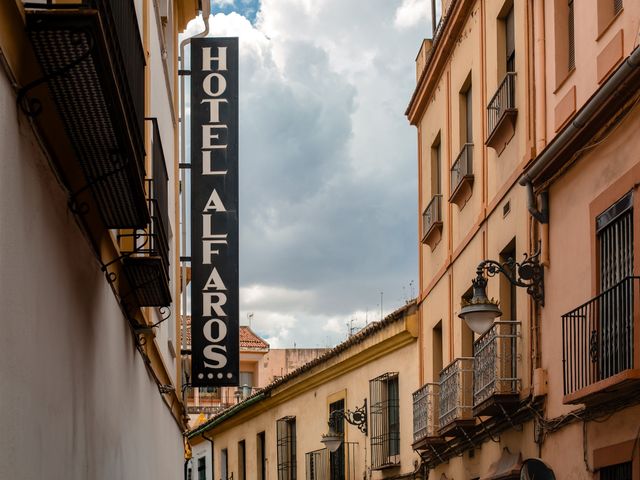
459,249,544,335
320,400,368,452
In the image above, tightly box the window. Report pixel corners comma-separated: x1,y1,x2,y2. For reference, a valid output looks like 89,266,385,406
239,371,254,388
431,135,442,197
597,192,634,379
462,81,473,145
306,448,328,480
568,0,575,71
504,5,515,72
198,457,206,480
329,400,345,480
221,449,228,480
257,432,266,480
238,441,246,480
370,372,400,469
277,416,297,480
597,0,623,35
500,239,517,321
432,321,443,381
600,461,632,480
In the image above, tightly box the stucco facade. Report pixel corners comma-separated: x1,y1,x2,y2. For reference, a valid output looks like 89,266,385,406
523,0,640,478
407,0,539,478
0,0,198,478
409,0,640,478
188,303,420,480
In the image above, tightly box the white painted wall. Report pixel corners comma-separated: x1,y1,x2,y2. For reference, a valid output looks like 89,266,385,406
0,54,183,480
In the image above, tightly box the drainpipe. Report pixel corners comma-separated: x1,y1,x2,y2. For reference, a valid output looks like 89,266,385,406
180,0,211,352
519,44,640,188
533,0,546,153
203,432,215,480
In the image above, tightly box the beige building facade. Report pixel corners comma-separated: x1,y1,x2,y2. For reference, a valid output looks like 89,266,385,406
188,303,420,480
408,0,640,479
0,0,199,477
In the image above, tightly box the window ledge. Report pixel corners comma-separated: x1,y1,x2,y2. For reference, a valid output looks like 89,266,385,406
596,8,623,41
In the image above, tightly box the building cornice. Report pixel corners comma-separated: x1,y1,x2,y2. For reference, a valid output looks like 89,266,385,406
405,0,476,126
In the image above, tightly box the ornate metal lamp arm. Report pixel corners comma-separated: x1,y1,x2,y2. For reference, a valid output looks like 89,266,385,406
476,248,544,305
328,400,368,436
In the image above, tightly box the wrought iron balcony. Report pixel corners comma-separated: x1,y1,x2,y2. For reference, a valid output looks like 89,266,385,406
422,194,443,247
439,358,475,435
412,383,443,450
186,385,261,414
562,276,640,405
449,143,473,206
120,119,171,307
24,0,147,228
486,72,517,151
473,321,520,416
305,443,358,480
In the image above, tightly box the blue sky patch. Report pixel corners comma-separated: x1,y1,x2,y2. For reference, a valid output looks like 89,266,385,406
211,0,260,23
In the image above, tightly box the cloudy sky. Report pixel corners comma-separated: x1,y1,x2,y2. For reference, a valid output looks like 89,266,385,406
184,0,433,348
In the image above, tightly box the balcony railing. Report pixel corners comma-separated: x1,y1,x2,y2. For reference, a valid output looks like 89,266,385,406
305,443,358,480
412,383,441,448
473,322,520,415
422,194,443,245
186,386,261,415
486,72,517,145
439,358,474,433
563,276,640,404
449,143,473,204
120,119,171,307
24,0,147,228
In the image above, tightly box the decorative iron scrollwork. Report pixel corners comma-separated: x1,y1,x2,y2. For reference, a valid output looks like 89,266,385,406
477,246,544,305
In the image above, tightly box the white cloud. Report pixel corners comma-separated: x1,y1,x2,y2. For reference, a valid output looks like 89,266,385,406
182,1,423,347
213,0,236,7
394,0,428,29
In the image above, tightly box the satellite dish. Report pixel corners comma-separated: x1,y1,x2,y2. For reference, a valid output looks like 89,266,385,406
520,458,556,480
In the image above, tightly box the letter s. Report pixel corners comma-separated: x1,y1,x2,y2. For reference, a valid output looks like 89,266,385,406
203,345,228,368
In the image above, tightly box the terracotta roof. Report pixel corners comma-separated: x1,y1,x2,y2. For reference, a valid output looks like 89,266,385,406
239,326,270,350
181,317,269,350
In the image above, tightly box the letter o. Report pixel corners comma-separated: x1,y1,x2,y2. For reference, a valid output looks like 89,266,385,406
203,73,227,97
203,318,227,343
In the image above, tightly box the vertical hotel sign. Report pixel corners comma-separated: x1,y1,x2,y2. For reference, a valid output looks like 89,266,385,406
191,38,239,387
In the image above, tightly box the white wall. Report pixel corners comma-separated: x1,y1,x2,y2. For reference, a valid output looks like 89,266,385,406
0,65,183,480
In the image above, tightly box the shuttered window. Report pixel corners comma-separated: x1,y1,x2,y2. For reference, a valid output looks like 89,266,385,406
568,0,575,70
370,373,400,469
614,0,623,15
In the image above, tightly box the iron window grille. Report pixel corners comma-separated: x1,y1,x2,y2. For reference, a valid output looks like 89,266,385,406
369,372,400,469
568,0,575,71
473,321,519,407
277,416,297,480
614,0,623,15
439,358,474,429
306,449,328,480
412,383,440,444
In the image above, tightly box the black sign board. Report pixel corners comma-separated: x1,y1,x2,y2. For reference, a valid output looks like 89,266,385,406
190,37,239,387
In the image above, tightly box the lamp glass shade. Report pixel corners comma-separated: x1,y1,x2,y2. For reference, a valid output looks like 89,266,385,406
458,301,502,334
320,433,343,453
